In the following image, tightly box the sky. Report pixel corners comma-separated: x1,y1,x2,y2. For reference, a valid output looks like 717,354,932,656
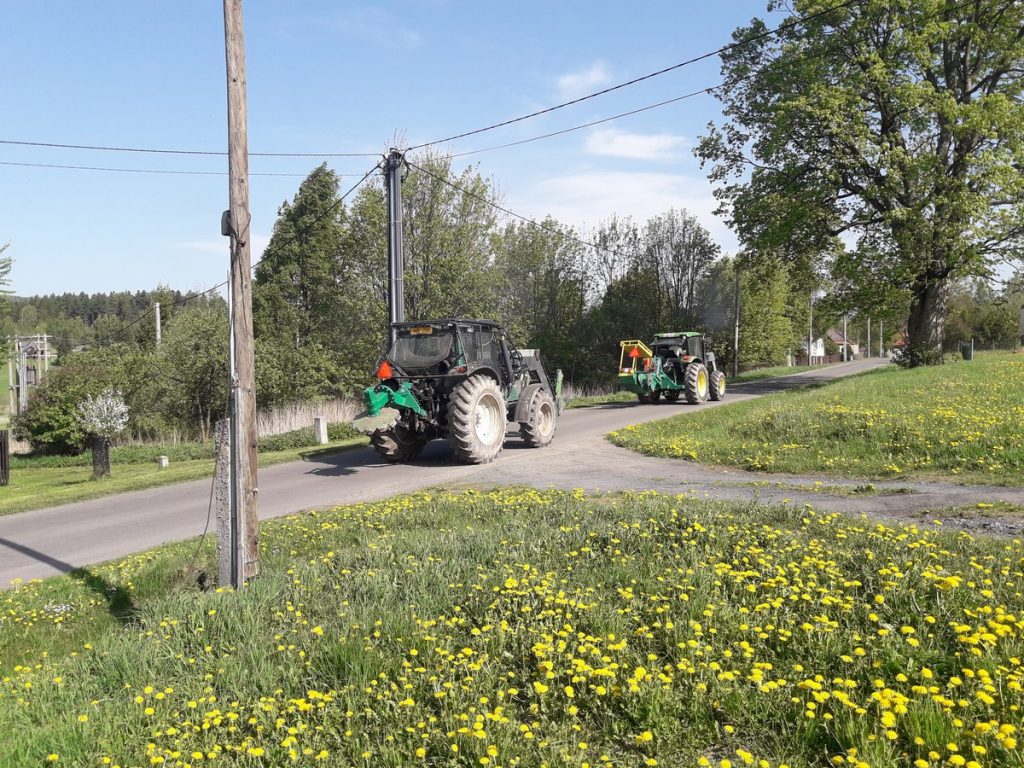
1,0,772,298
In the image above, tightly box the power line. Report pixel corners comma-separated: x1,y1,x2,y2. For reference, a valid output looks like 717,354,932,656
443,87,709,159
0,138,378,158
0,160,307,177
405,158,636,264
438,0,993,160
45,160,384,350
252,160,384,272
408,0,864,151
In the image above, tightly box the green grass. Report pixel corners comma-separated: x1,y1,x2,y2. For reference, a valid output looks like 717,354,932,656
1,488,1022,767
608,352,1024,485
0,437,368,517
568,364,821,408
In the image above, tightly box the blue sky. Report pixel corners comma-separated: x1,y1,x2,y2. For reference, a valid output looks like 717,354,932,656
1,0,771,297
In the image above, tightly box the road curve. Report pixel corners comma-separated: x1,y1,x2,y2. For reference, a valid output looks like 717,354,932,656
3,358,971,587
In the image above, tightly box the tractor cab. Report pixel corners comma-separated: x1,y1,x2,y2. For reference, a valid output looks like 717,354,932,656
651,332,705,370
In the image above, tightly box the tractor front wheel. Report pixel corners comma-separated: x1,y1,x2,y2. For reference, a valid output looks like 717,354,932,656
520,389,557,448
684,363,710,404
709,370,726,401
448,375,507,464
371,424,428,463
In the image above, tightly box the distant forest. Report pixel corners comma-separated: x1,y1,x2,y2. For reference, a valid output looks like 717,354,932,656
4,289,225,356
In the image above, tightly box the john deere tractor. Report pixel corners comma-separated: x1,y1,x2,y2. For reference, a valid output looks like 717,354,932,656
352,319,563,464
618,331,726,404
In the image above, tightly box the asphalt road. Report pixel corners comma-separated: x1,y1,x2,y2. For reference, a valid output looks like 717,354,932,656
8,357,1012,587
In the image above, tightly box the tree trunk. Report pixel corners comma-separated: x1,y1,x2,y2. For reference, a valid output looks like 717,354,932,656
91,435,111,479
905,273,949,363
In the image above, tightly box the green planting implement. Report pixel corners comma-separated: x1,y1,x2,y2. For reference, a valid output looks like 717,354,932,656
617,331,726,404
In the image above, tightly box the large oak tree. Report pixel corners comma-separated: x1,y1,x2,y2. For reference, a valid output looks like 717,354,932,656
698,0,1024,361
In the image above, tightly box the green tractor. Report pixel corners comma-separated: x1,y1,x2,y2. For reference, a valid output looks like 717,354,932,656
352,319,563,464
617,331,726,404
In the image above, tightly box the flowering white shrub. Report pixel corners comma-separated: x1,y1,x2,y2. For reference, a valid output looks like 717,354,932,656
77,388,130,439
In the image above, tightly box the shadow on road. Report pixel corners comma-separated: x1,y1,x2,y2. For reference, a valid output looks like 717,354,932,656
0,537,137,624
729,374,845,395
301,450,364,477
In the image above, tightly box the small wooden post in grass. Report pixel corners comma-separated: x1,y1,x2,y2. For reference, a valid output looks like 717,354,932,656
0,430,8,487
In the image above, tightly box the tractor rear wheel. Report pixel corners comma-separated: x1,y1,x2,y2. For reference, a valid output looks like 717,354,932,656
448,375,507,464
684,363,710,404
371,424,428,463
709,370,726,401
520,389,557,448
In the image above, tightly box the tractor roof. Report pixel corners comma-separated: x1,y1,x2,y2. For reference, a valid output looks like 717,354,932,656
393,319,502,329
652,331,702,339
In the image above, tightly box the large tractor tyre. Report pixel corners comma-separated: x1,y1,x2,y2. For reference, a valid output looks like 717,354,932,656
520,389,557,448
371,425,428,463
683,363,710,404
447,375,507,464
709,370,726,401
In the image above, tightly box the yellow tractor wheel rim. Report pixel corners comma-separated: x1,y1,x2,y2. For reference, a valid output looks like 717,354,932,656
698,370,708,396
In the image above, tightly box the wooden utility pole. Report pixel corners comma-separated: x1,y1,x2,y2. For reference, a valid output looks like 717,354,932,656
732,265,740,378
842,314,848,362
17,341,28,413
6,338,13,415
223,0,259,586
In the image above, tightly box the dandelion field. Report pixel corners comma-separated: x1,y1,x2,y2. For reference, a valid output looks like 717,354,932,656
608,353,1024,485
2,489,1023,767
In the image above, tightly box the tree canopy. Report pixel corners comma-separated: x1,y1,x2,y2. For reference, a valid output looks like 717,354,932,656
698,0,1024,363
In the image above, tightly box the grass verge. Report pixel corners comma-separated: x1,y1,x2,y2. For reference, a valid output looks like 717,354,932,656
568,365,822,408
609,352,1024,485
0,437,368,517
1,489,1022,767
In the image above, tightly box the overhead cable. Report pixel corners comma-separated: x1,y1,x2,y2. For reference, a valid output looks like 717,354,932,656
0,138,378,158
0,161,307,177
408,0,864,151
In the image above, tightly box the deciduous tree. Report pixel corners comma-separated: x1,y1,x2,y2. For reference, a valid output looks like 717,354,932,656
698,0,1024,364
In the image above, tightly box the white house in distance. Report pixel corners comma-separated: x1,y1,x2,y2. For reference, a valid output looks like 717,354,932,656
827,328,859,357
797,327,859,365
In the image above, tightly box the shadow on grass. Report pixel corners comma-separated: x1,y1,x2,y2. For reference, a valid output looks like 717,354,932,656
0,537,137,625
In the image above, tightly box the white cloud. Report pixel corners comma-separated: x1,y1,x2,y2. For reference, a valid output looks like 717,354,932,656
555,61,611,99
584,128,687,160
509,171,737,252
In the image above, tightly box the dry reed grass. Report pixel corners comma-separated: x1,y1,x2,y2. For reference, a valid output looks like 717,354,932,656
255,397,360,437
